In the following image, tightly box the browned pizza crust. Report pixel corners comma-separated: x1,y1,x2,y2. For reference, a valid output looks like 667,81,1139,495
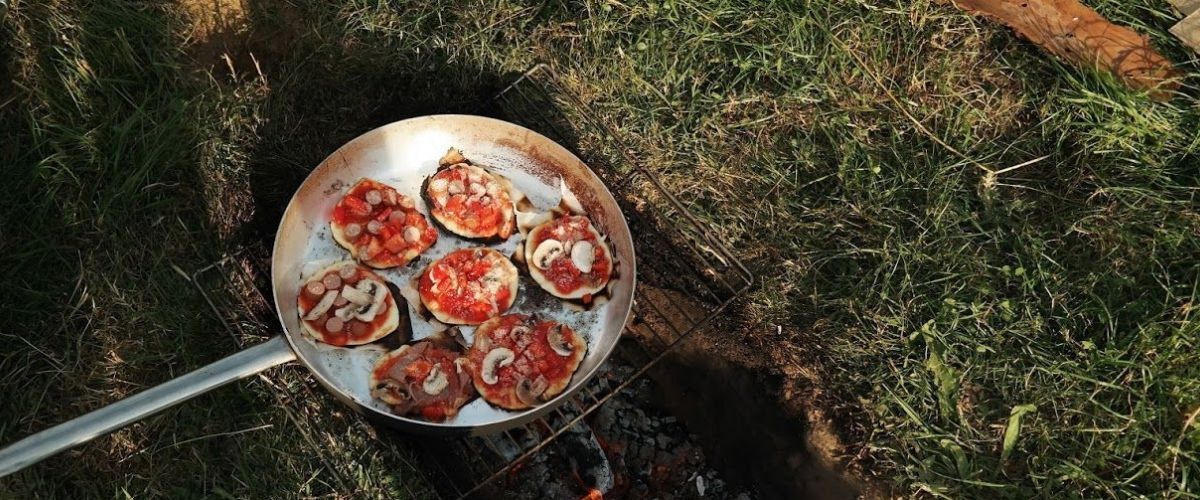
369,339,475,421
466,314,587,410
418,248,519,325
525,216,614,300
424,161,518,240
298,261,400,346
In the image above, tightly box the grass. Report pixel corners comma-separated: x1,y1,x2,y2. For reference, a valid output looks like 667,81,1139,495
2,0,1199,498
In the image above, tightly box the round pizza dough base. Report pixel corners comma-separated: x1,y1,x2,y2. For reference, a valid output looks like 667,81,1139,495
299,261,400,345
469,315,587,411
525,219,613,300
421,249,519,326
425,165,518,240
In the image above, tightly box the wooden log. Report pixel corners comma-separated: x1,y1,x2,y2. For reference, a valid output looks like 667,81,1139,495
951,0,1178,99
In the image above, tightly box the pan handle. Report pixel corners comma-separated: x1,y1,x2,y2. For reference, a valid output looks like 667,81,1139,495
0,335,296,477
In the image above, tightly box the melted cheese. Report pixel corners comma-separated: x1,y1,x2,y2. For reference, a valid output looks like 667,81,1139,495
474,254,512,310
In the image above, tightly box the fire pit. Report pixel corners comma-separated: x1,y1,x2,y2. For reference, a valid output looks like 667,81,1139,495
189,65,753,498
477,359,754,498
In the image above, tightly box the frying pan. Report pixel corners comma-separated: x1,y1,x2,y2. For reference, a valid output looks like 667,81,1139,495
0,115,637,476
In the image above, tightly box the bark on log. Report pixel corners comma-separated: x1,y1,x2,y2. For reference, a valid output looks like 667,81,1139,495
951,0,1178,99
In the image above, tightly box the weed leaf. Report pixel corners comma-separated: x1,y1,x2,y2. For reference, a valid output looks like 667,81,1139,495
1001,404,1037,462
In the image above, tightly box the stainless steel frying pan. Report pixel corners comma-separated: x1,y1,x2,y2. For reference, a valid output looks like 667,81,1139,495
0,115,636,476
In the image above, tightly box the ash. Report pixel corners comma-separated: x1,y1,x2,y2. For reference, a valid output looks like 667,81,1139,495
498,362,755,499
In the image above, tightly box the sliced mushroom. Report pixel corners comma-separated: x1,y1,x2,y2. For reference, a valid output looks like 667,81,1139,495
547,324,573,357
340,283,373,306
334,305,357,320
480,347,515,385
422,364,449,395
373,380,410,406
570,240,595,273
531,239,564,270
515,375,549,406
302,290,338,320
354,280,389,322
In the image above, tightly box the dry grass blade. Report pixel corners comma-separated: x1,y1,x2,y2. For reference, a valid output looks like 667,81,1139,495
825,27,992,174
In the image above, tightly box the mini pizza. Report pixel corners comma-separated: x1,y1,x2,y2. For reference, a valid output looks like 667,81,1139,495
423,148,518,240
331,178,438,268
298,261,399,346
418,248,519,325
524,215,614,302
467,314,587,411
370,340,475,421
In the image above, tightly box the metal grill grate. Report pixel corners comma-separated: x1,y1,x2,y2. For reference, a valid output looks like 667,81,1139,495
187,64,752,499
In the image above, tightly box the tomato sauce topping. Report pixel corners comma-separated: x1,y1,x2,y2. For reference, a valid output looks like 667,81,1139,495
332,179,437,268
426,166,513,239
297,263,395,346
371,341,472,421
529,215,612,295
419,248,515,325
468,314,581,394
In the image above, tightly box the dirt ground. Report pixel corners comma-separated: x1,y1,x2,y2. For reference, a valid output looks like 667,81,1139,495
629,286,883,498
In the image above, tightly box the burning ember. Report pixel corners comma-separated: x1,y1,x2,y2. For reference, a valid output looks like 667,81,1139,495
493,361,754,499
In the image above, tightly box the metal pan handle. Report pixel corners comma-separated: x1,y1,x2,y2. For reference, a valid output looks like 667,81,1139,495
0,335,296,477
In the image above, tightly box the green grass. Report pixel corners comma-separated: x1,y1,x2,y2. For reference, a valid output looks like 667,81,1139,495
2,0,1200,498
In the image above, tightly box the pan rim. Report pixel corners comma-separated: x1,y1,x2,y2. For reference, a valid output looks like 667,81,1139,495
270,114,637,432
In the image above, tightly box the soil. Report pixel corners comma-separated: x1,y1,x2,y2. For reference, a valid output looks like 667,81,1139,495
492,361,756,499
175,0,298,77
627,286,881,499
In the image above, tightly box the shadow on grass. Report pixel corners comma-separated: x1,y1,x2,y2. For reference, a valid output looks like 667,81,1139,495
2,0,858,497
0,0,512,497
